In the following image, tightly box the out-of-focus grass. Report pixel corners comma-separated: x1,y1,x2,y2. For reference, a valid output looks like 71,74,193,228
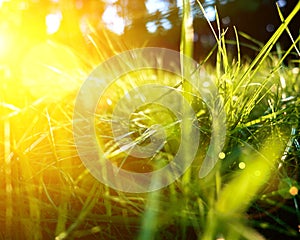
0,1,300,240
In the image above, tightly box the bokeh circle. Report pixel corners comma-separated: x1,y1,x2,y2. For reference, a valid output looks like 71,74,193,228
73,47,226,193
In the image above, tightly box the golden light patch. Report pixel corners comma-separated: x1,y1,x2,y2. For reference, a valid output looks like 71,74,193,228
289,186,298,196
21,41,85,101
218,152,226,159
238,161,246,169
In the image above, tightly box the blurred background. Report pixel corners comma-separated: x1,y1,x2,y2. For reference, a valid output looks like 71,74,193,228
0,0,299,119
0,0,299,67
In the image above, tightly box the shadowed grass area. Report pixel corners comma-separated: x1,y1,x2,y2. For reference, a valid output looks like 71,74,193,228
0,1,300,240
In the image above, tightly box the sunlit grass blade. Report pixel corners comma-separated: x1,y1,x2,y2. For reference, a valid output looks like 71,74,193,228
275,34,300,67
234,1,300,93
55,183,101,239
201,137,285,239
179,1,196,237
180,0,194,59
4,119,12,238
216,138,284,214
276,2,300,57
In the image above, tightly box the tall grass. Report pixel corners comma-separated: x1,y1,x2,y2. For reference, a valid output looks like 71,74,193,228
0,1,300,240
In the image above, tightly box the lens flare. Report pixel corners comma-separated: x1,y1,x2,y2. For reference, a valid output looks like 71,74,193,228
21,41,85,100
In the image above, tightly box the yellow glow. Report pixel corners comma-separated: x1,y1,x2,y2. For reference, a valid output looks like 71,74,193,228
254,170,261,176
218,152,226,159
0,0,9,8
292,67,299,74
102,5,125,35
106,98,113,106
21,41,85,101
216,138,284,215
0,33,13,60
289,186,298,196
238,162,246,169
46,11,62,34
0,34,7,54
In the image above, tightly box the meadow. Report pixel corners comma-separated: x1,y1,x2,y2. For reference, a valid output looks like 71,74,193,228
0,1,300,239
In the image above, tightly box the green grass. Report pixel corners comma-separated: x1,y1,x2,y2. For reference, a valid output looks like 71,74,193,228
1,1,300,240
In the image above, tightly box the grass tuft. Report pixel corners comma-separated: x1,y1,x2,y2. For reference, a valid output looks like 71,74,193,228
0,1,300,240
